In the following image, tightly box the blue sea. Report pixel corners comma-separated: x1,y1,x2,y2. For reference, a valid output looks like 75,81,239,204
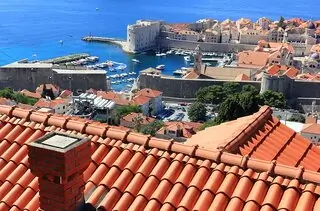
0,0,319,91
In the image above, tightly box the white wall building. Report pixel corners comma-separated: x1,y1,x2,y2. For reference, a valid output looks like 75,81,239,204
125,20,161,53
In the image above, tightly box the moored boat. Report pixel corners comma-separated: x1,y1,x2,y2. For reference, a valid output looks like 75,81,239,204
156,64,165,70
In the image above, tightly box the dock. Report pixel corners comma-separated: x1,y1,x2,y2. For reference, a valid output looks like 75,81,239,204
201,57,223,62
82,36,126,48
42,53,90,64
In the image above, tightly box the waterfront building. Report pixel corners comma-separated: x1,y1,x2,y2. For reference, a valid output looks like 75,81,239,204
135,88,163,115
173,30,200,42
257,17,271,30
125,20,162,53
238,26,268,44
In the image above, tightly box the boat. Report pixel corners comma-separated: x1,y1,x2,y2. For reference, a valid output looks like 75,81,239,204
166,50,173,54
173,69,187,76
184,56,191,62
132,59,141,63
156,64,165,70
156,52,166,57
115,65,126,71
86,56,99,62
106,61,114,66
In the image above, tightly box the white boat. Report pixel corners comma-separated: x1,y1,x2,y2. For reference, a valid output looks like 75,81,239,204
166,50,173,54
87,56,99,62
173,69,187,76
156,53,162,57
156,53,166,57
156,64,165,70
184,56,191,62
132,59,141,63
181,67,188,70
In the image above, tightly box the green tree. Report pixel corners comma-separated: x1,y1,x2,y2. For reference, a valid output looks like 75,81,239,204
0,88,37,105
288,113,305,123
140,120,164,136
222,82,241,96
241,84,259,96
133,115,144,132
188,102,207,122
215,91,260,124
277,16,286,29
196,85,224,104
260,90,286,108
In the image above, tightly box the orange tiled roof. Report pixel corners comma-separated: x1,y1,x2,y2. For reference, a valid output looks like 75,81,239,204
234,73,250,81
0,98,14,106
59,89,73,98
0,106,320,210
131,95,150,106
136,88,162,98
187,106,320,172
266,65,299,78
34,98,68,109
237,51,270,68
97,91,130,106
157,121,202,138
121,112,155,125
301,123,320,135
19,90,42,99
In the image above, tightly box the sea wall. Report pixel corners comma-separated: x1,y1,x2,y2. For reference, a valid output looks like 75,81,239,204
0,67,108,92
138,74,261,98
159,38,256,52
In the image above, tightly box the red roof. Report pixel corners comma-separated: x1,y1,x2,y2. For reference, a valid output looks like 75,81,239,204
121,112,155,125
187,106,320,172
19,90,42,99
136,88,162,98
97,91,130,106
301,123,320,135
0,105,320,210
157,121,202,138
34,98,68,109
131,95,150,106
59,89,73,98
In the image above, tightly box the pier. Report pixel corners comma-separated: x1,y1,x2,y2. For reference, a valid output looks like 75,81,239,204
82,36,126,48
42,53,90,64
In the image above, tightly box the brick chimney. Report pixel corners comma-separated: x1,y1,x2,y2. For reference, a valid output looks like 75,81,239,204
305,115,318,124
28,132,91,211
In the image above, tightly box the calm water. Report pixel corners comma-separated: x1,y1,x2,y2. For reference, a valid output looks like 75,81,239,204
0,0,319,90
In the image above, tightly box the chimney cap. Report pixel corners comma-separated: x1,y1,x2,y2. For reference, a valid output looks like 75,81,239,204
28,131,88,153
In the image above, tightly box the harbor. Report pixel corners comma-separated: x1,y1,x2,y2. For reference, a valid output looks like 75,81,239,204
82,36,126,48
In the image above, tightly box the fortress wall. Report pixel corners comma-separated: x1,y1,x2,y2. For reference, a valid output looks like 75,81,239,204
139,74,261,98
292,80,320,98
159,39,255,52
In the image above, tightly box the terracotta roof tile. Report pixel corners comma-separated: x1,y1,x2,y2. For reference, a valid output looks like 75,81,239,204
301,123,320,135
187,106,320,172
121,112,155,125
136,88,162,98
234,73,250,81
131,95,150,106
157,121,202,138
19,90,41,99
0,105,320,210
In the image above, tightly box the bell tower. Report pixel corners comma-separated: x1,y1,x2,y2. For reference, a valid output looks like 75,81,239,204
193,45,203,75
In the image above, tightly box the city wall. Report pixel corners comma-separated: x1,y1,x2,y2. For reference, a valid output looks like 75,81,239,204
0,67,108,93
139,73,320,110
138,74,261,98
159,38,256,52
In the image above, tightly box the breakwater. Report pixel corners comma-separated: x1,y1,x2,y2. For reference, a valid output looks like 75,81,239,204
42,53,89,64
82,36,126,48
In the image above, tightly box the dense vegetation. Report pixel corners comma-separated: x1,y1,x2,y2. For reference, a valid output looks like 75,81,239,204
0,88,37,105
187,102,207,122
288,113,306,123
190,83,287,130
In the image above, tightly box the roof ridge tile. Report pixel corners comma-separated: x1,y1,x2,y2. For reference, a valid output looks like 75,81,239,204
223,106,273,152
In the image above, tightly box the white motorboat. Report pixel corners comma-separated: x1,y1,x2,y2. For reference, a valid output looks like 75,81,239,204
173,69,187,76
86,56,99,62
156,64,165,70
184,56,191,62
132,59,141,63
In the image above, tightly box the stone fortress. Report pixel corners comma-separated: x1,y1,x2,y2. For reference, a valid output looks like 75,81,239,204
0,59,108,94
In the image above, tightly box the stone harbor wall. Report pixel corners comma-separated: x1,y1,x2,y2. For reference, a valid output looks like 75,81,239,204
159,38,255,52
138,74,261,98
